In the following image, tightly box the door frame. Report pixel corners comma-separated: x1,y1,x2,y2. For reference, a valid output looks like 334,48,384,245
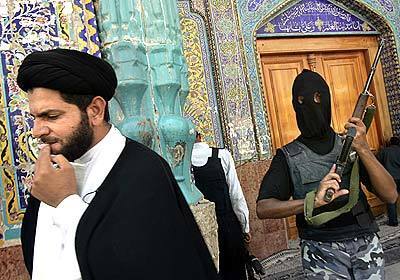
256,35,392,152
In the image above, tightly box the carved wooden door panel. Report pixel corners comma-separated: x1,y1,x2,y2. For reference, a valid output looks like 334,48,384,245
320,51,380,151
260,54,309,151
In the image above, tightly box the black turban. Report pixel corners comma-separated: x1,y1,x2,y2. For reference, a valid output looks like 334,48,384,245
292,69,331,139
17,49,117,101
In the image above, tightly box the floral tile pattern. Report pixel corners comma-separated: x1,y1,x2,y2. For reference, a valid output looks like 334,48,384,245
0,0,100,248
179,0,400,160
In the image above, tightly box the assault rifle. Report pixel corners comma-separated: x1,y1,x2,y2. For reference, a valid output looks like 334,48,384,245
323,40,385,203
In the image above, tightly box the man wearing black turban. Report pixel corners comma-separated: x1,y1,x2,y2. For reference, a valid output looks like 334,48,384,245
256,70,397,279
18,49,218,280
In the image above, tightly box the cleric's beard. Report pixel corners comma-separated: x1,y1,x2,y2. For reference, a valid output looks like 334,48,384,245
57,112,93,161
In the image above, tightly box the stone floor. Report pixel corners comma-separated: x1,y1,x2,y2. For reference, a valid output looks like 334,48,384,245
257,215,400,279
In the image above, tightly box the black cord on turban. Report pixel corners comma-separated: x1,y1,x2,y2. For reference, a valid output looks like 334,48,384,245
17,49,117,101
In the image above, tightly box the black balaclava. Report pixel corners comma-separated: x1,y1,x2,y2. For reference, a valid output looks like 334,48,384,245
292,69,335,154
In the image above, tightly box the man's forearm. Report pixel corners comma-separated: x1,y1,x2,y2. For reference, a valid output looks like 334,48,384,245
256,198,304,219
358,147,398,203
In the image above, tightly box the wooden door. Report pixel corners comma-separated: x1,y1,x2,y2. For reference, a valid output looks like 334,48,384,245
261,54,308,149
257,36,389,240
260,51,381,153
321,51,380,151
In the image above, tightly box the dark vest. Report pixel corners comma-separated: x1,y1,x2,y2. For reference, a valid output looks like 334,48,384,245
192,148,247,280
192,148,234,216
282,136,378,241
283,135,351,200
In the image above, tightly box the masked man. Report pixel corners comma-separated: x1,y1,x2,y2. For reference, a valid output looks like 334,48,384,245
257,69,397,279
17,49,218,280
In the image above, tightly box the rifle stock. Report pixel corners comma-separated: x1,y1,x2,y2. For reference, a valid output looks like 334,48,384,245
323,40,385,203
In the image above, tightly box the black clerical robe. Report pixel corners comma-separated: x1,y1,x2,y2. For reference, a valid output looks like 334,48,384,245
21,139,218,280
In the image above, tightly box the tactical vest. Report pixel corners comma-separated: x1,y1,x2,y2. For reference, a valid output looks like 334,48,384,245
282,135,378,241
283,135,352,199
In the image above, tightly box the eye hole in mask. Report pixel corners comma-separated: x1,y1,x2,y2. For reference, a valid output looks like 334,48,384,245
297,96,304,104
314,92,321,103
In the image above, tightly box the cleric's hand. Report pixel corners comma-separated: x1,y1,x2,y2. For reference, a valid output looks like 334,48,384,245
314,164,349,208
31,145,77,207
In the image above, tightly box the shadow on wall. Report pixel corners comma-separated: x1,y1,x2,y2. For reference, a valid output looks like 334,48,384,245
236,159,288,259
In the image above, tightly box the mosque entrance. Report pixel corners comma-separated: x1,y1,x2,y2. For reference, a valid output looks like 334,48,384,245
257,35,388,239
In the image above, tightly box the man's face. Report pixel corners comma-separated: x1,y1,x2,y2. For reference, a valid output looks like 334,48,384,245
28,87,94,161
292,70,331,138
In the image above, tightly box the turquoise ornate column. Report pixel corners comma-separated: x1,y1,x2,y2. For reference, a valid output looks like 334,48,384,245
96,0,203,205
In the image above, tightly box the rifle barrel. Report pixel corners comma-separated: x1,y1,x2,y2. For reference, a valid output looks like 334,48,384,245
362,40,385,93
323,39,384,203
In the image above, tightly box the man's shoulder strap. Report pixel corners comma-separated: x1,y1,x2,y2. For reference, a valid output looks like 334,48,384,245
211,147,219,158
282,140,303,157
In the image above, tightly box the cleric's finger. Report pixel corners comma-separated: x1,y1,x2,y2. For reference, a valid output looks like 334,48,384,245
51,154,71,169
35,145,52,171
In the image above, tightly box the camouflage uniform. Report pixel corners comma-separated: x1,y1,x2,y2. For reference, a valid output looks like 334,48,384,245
301,233,384,279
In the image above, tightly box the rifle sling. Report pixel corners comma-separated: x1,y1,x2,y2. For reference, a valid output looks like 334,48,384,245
304,106,375,226
304,159,359,226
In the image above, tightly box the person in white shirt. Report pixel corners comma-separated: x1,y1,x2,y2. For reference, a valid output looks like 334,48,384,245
17,48,218,280
191,132,251,280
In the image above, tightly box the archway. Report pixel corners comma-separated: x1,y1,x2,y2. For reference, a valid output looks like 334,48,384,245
254,0,400,145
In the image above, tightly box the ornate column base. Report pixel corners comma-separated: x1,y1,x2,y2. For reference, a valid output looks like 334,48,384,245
190,199,219,271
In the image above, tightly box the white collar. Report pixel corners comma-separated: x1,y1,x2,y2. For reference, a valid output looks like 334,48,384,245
73,125,126,198
193,142,210,149
74,125,119,165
